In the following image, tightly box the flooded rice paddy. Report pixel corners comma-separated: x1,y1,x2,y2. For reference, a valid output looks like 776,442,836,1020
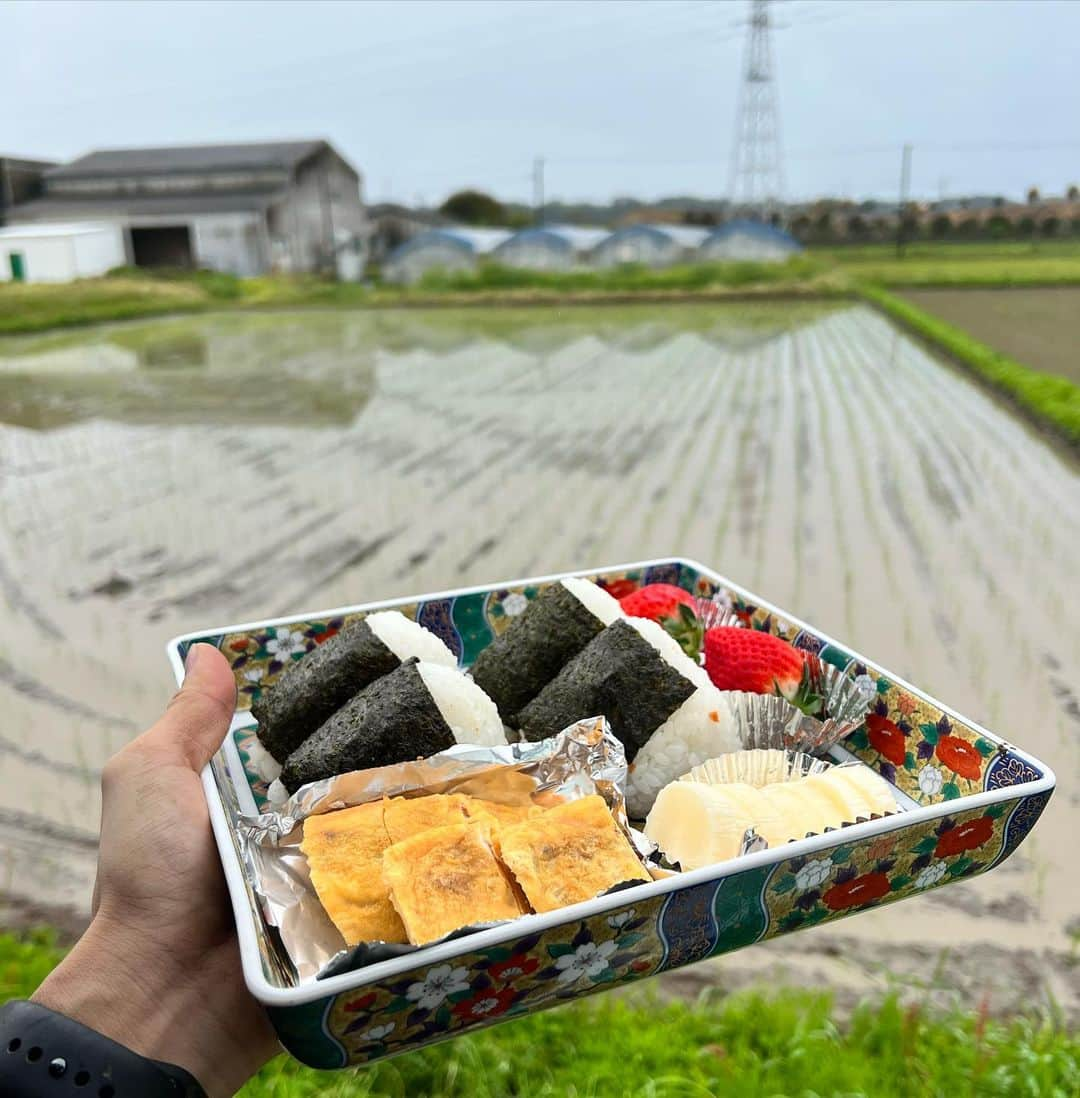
0,303,1077,1013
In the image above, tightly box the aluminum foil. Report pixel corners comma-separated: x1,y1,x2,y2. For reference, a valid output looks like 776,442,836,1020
234,716,646,984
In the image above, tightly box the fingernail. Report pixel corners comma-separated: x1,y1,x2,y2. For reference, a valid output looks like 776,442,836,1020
184,644,205,674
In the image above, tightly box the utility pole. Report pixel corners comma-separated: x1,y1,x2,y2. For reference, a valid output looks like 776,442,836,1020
533,157,545,225
729,0,785,223
895,143,912,258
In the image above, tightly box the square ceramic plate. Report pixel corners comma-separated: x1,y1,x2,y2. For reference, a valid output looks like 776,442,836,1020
167,559,1054,1069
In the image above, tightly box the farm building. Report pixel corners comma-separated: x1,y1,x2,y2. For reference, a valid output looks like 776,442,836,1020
382,227,511,283
591,224,710,268
700,220,801,262
491,225,609,271
0,222,126,283
5,140,367,277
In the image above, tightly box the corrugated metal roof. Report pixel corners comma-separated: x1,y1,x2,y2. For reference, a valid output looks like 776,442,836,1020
8,191,281,221
47,141,327,179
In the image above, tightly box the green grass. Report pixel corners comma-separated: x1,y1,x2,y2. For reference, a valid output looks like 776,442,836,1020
811,240,1080,287
2,931,1077,1097
859,284,1080,448
411,256,828,293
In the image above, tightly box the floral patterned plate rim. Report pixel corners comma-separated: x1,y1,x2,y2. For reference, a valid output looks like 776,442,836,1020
166,557,1056,1009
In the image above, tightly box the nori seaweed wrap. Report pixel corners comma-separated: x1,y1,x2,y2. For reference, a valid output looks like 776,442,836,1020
280,659,456,792
253,618,400,760
469,580,613,724
515,619,696,761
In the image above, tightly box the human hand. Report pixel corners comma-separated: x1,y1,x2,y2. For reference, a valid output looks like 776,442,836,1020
32,643,279,1097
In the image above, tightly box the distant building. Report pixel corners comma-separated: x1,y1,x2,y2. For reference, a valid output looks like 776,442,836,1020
0,156,56,225
592,224,709,268
0,222,126,283
700,220,801,262
491,225,609,271
382,227,511,284
6,140,366,277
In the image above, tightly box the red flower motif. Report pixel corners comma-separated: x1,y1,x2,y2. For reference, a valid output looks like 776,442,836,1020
866,713,906,767
822,872,892,911
315,626,340,645
488,955,540,983
602,579,639,601
631,959,652,973
451,985,516,1021
228,639,250,652
343,992,377,1013
934,815,994,858
935,735,983,781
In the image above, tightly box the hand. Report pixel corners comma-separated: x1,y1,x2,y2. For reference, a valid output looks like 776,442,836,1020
32,643,279,1097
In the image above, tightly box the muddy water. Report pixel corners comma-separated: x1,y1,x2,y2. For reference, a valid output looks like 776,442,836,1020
0,304,1076,1011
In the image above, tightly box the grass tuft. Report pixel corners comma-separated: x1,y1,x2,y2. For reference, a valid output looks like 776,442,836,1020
1,932,1076,1097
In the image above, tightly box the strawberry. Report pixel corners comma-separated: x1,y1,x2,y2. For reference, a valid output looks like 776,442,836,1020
702,626,824,716
619,584,702,657
619,583,695,621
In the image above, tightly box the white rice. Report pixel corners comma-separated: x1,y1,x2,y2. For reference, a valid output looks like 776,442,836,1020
416,661,507,747
625,615,710,688
625,685,741,818
245,736,283,783
367,610,458,667
561,575,623,625
267,778,290,807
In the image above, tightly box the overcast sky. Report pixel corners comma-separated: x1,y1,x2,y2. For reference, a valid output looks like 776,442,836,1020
4,0,1079,206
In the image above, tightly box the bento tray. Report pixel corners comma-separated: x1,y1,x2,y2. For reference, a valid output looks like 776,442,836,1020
167,559,1054,1069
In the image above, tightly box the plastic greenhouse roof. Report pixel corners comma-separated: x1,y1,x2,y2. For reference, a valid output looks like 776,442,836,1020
706,219,801,248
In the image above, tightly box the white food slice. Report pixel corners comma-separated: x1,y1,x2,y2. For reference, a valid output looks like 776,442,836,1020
645,782,756,870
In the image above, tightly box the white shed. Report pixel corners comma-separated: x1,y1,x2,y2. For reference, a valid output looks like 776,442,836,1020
0,222,126,283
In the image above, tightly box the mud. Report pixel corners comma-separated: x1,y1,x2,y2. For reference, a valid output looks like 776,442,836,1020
903,286,1080,383
0,303,1076,1015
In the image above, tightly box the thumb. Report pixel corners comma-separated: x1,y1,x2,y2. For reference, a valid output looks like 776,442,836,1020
142,643,237,771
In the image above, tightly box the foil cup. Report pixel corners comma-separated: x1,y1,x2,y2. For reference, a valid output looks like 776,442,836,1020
681,748,832,788
806,662,876,754
234,716,648,984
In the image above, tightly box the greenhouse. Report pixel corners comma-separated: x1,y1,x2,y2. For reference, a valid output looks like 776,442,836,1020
382,227,512,284
591,224,709,268
491,225,610,271
699,220,801,262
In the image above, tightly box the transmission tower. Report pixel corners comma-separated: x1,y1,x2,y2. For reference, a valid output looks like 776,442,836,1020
728,0,785,222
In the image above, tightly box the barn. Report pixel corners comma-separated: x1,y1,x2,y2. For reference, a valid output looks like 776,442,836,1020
5,140,367,277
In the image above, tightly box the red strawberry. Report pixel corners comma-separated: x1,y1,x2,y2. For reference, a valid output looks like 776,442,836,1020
619,583,695,622
703,627,823,715
620,584,702,658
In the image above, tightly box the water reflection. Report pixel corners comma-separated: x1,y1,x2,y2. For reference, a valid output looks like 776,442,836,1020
0,303,1076,1004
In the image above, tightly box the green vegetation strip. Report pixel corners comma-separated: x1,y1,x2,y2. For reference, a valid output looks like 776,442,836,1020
859,284,1080,449
2,931,1077,1097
